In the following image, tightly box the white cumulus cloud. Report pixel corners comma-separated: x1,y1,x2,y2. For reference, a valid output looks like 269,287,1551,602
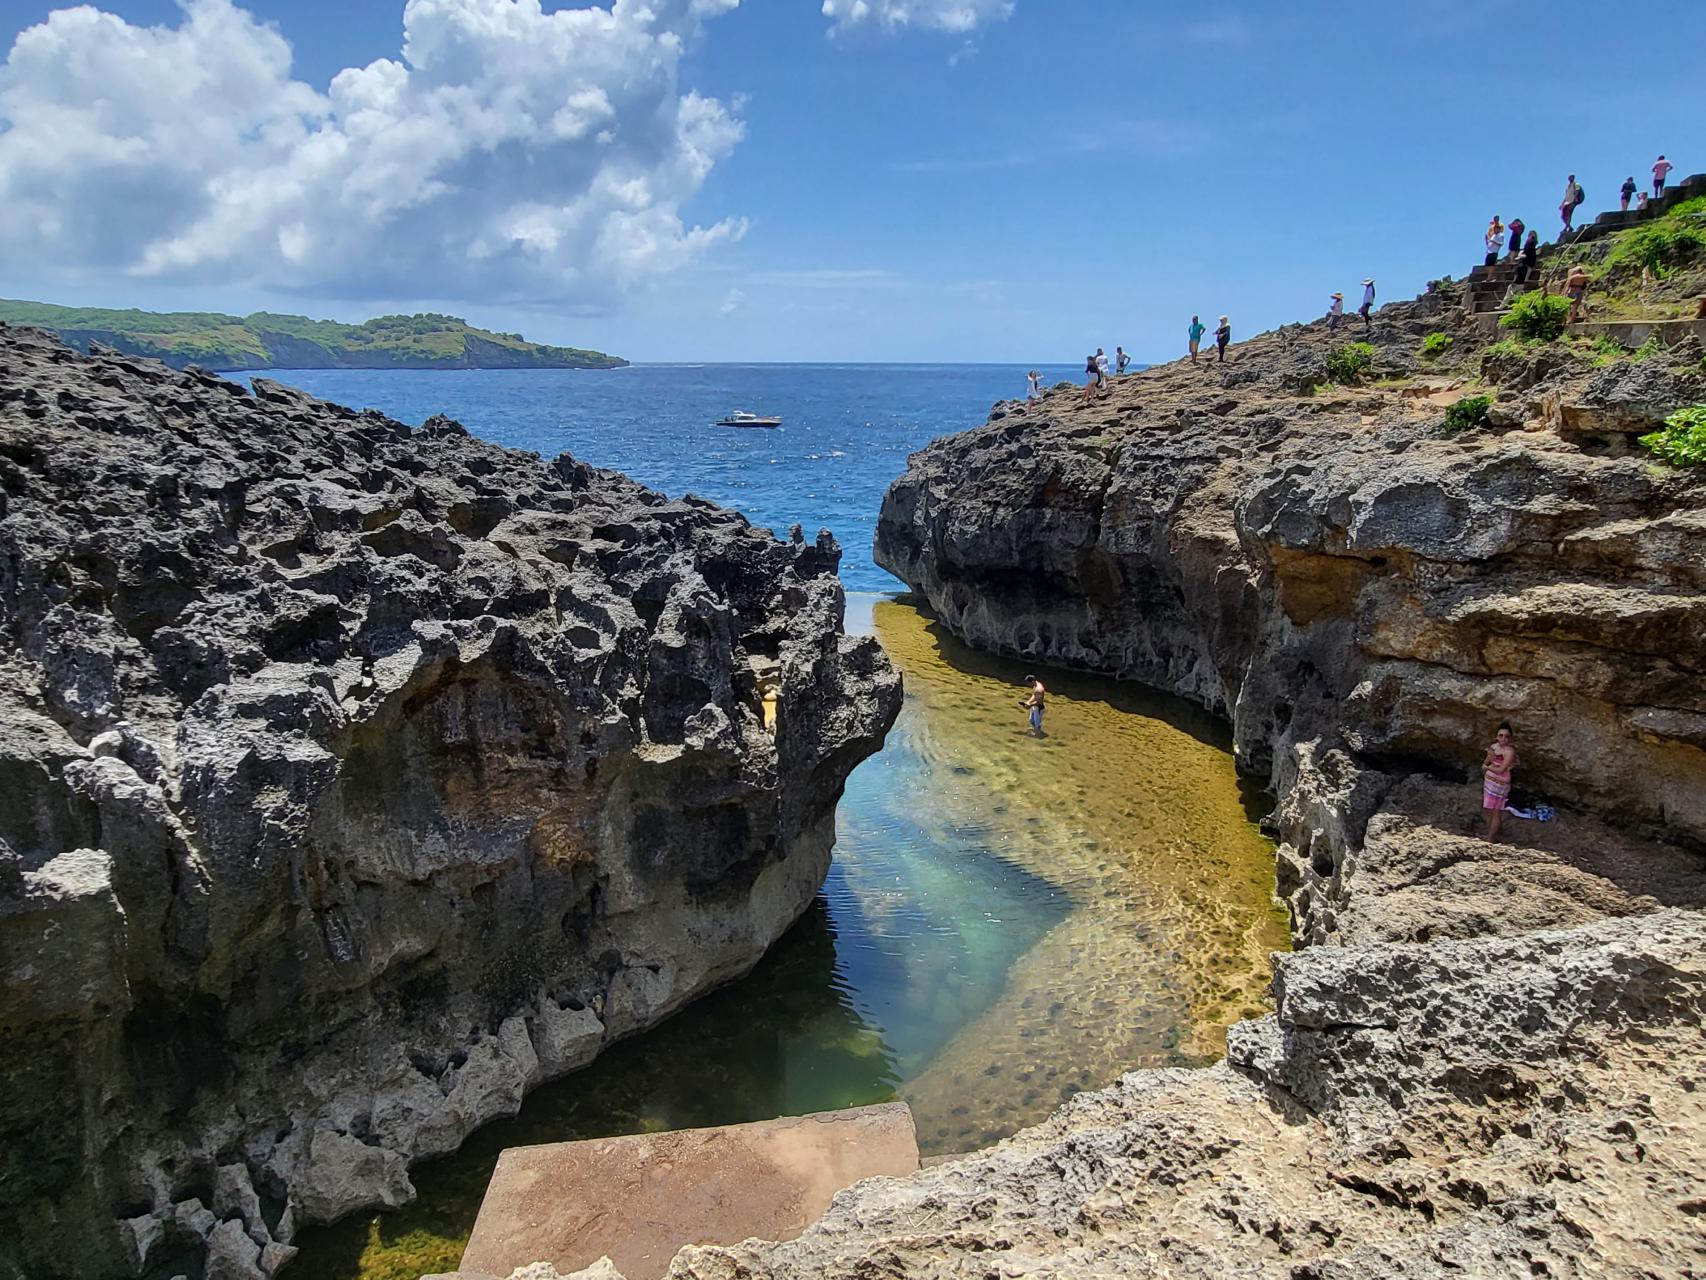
822,0,1014,35
0,0,746,307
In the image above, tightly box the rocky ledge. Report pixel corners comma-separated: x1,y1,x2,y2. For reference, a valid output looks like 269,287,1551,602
0,323,899,1280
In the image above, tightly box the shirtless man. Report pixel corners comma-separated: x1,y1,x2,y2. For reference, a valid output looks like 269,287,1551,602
1564,263,1591,323
1021,674,1046,737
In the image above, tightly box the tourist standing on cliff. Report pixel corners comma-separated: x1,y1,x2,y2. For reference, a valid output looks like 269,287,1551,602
1560,175,1584,232
1653,154,1673,197
1021,675,1046,737
1506,218,1525,257
1213,316,1231,362
1326,293,1344,332
1621,176,1638,210
1513,230,1540,285
1026,369,1042,404
1095,348,1109,382
1481,723,1518,841
1115,346,1130,375
1358,279,1376,332
1484,216,1504,267
1079,354,1102,404
1187,315,1206,362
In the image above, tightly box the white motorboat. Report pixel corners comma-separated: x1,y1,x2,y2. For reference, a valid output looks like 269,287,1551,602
713,411,781,428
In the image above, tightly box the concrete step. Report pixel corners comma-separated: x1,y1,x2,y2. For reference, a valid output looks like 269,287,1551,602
458,1105,920,1280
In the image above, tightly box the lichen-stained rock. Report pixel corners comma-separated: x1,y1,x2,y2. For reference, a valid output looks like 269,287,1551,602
669,910,1706,1280
0,324,899,1278
875,290,1706,847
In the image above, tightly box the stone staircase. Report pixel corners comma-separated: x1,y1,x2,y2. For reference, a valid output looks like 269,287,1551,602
1461,171,1706,331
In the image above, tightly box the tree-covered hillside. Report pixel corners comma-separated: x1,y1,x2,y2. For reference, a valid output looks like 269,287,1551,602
0,300,627,371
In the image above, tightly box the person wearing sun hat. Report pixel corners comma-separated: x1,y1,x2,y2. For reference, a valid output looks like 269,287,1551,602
1326,292,1344,332
1358,278,1375,332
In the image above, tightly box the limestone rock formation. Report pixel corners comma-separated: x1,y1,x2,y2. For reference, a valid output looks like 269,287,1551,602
669,907,1706,1278
875,288,1706,847
0,324,899,1279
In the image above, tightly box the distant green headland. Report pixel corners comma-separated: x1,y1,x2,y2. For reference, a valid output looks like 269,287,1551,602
0,298,628,371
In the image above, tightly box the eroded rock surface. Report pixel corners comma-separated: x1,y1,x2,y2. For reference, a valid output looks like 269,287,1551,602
0,324,899,1279
875,289,1706,846
671,909,1706,1279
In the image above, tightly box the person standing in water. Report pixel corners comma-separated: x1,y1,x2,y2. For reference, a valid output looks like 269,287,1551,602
1481,722,1518,841
1213,315,1231,362
1021,674,1046,737
1187,315,1206,362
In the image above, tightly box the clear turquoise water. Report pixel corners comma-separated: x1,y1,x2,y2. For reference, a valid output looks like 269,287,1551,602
272,366,1283,1279
242,363,1084,591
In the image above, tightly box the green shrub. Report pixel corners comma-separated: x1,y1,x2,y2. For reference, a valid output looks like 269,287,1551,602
1500,291,1571,341
1630,335,1663,362
1640,405,1706,467
1325,341,1376,384
1420,332,1453,358
1443,394,1493,433
1604,202,1706,276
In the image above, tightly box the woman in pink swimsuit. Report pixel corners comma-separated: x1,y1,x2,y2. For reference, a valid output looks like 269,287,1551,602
1481,722,1517,841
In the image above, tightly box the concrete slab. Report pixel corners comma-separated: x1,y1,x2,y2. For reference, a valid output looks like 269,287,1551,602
459,1104,919,1280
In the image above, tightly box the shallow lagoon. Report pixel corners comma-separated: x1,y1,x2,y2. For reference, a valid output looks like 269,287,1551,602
294,595,1287,1279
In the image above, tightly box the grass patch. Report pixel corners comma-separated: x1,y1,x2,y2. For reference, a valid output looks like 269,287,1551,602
1630,335,1664,362
1325,341,1376,385
1639,405,1706,466
1500,291,1570,341
1443,394,1493,433
1484,337,1536,360
1420,332,1453,359
1604,197,1706,277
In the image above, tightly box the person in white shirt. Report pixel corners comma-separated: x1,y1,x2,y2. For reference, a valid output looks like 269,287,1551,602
1115,346,1130,375
1359,279,1376,332
1653,154,1673,197
1026,369,1041,403
1326,293,1344,332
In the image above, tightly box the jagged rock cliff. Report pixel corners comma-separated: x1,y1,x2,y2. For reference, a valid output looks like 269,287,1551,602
0,324,899,1280
875,293,1706,850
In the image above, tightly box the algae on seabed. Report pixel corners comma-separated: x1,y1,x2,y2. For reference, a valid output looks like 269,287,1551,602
850,595,1289,1154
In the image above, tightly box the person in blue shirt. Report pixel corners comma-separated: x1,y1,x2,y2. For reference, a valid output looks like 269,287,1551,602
1187,315,1206,363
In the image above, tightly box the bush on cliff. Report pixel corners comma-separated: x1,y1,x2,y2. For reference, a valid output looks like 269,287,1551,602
1325,342,1376,385
1443,394,1493,434
1640,405,1706,466
1501,291,1571,342
1420,332,1453,359
1603,197,1706,276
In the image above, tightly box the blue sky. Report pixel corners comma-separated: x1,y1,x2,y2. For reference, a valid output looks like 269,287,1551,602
1,0,1701,362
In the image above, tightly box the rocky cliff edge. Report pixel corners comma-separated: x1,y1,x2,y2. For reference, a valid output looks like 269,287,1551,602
0,323,899,1280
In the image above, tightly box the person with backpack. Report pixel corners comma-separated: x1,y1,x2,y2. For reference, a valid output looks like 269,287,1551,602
1653,154,1673,197
1560,174,1584,232
1621,176,1638,211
